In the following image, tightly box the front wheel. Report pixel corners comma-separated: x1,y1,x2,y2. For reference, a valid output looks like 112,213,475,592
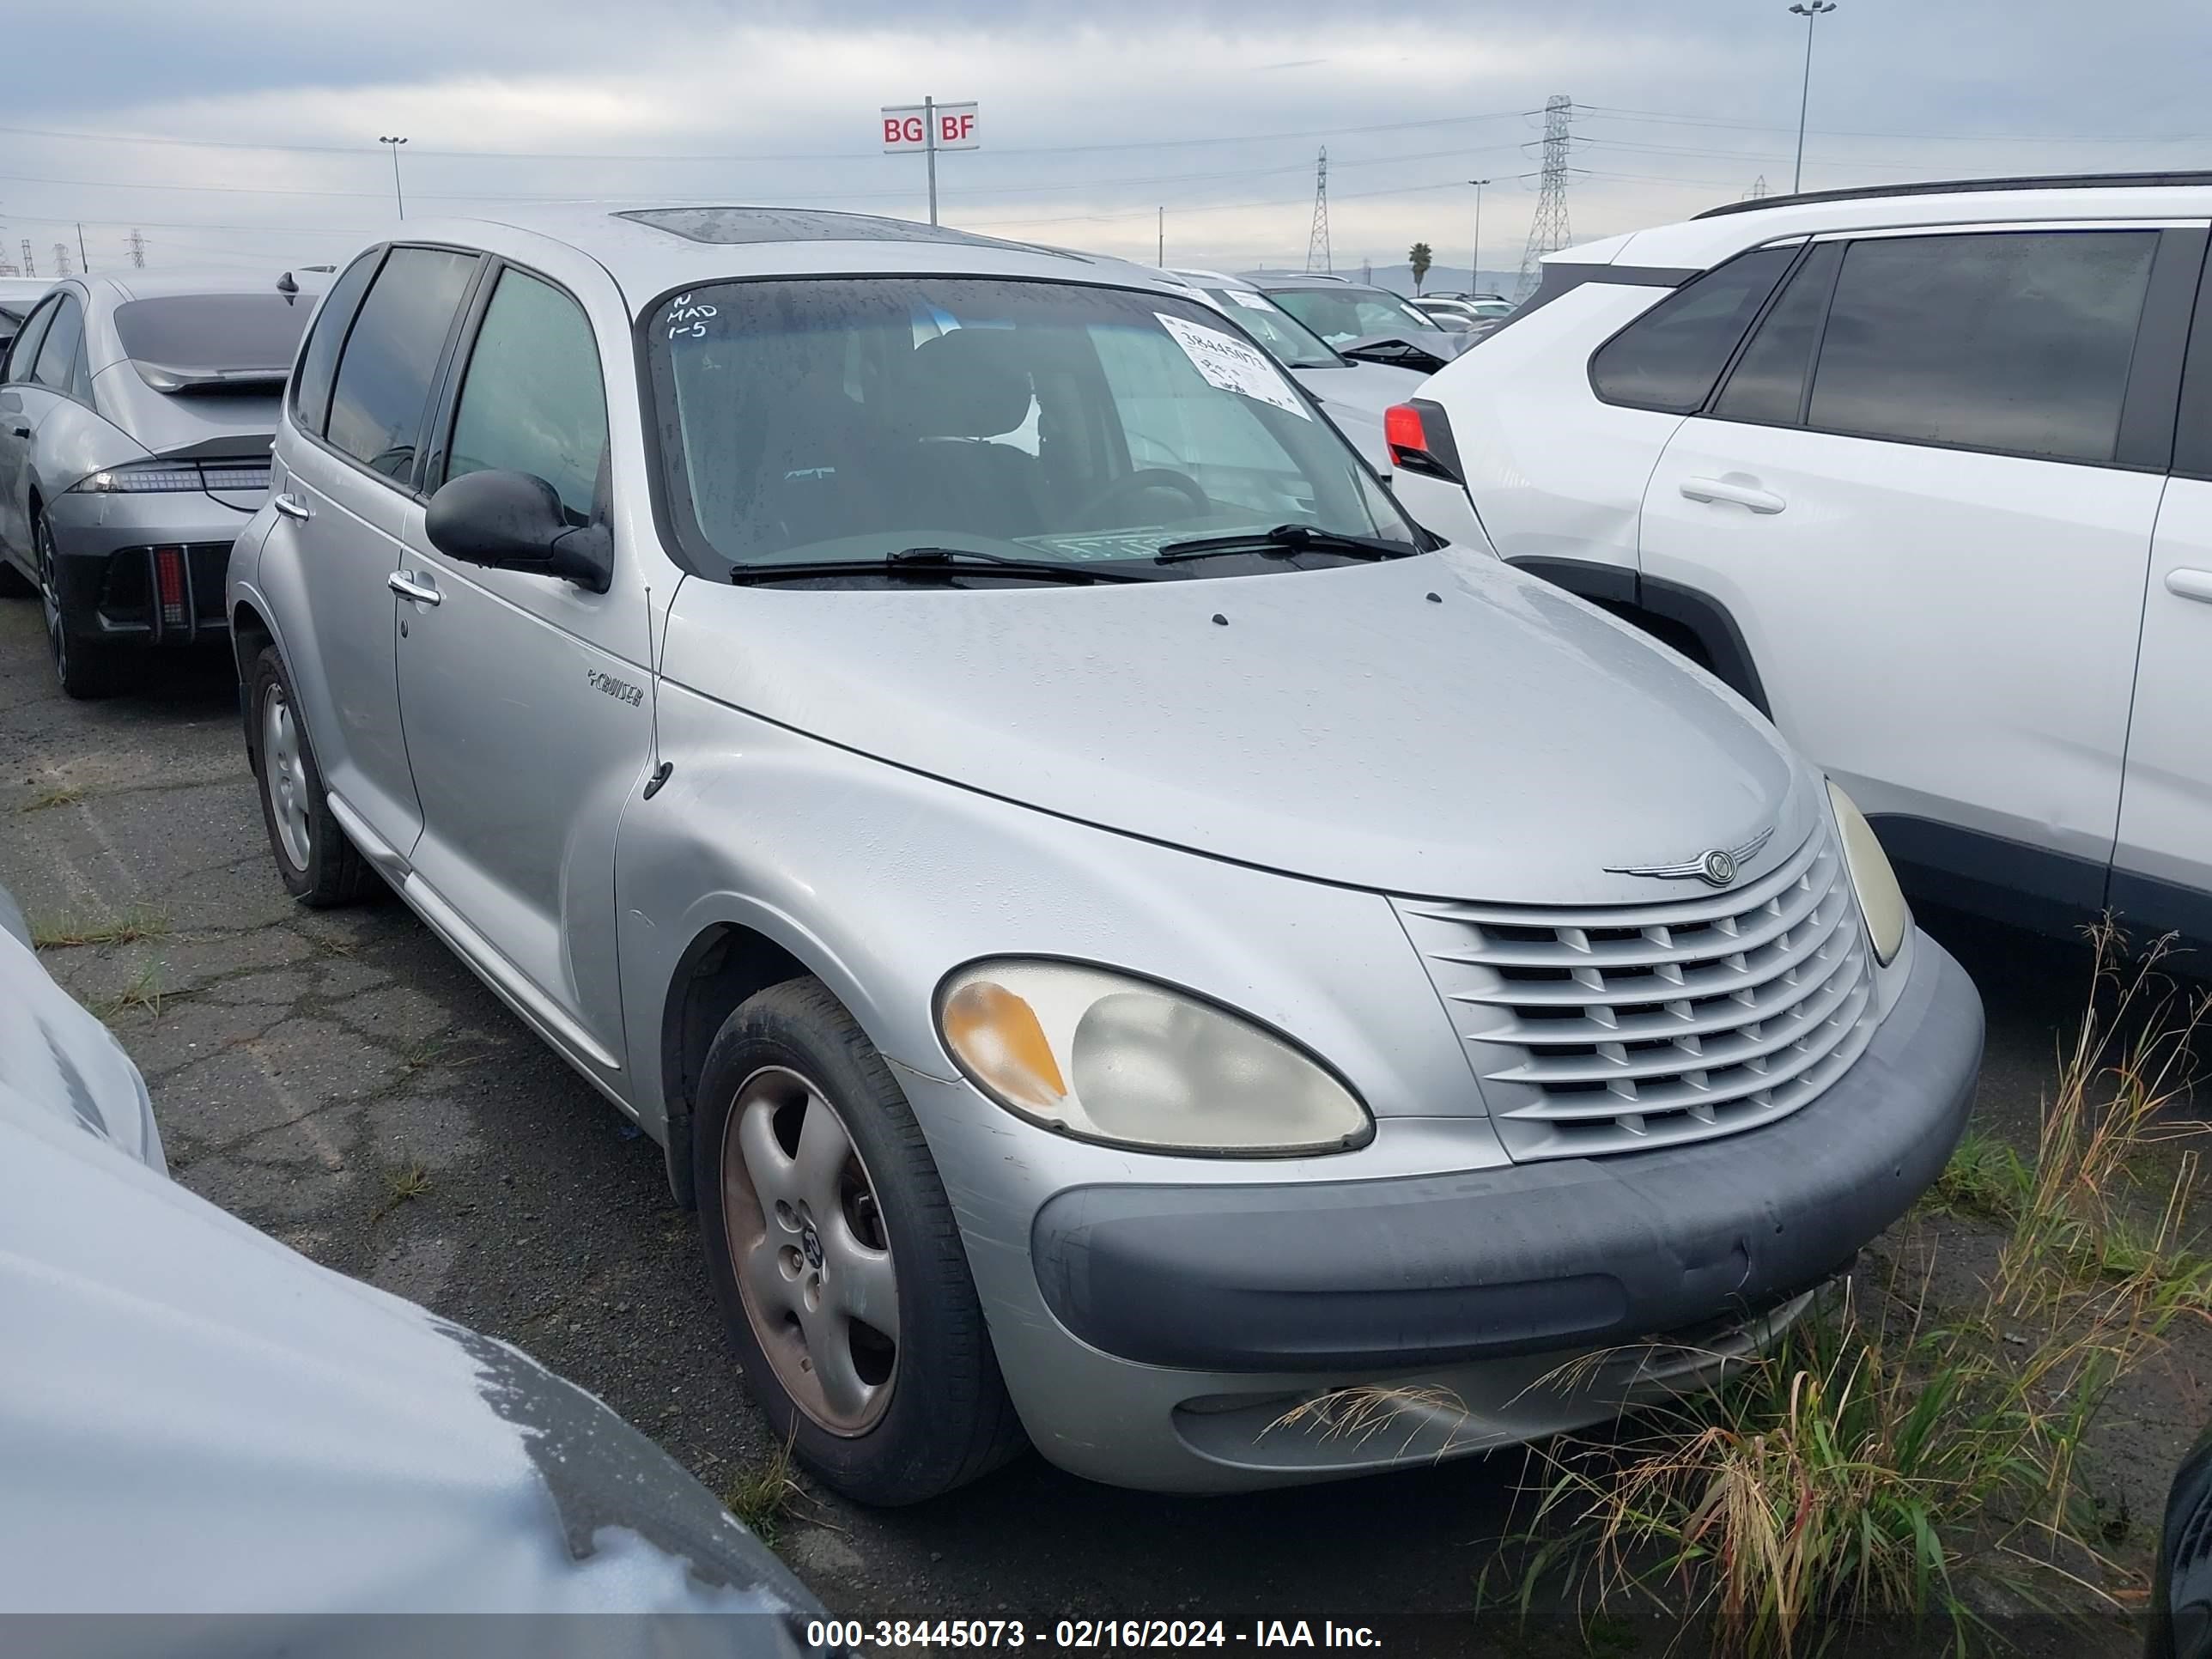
246,645,376,907
695,976,1024,1504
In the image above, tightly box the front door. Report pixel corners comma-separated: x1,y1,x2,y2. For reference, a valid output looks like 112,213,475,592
0,293,61,561
1638,225,2183,921
392,260,649,1085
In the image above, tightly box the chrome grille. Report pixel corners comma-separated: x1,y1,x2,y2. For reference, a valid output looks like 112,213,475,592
1395,823,1876,1162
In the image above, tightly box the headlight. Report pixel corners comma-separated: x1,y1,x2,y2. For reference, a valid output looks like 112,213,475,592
1828,782,1909,967
936,960,1372,1155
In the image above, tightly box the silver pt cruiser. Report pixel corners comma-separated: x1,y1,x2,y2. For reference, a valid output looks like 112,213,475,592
228,204,1983,1504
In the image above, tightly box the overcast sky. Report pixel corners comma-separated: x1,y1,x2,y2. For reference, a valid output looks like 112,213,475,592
6,0,2209,289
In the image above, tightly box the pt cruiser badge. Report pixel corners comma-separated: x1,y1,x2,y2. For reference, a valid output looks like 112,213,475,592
1606,824,1777,888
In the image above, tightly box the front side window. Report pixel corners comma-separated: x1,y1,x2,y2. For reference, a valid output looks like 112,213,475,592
31,293,84,394
1589,246,1797,414
1805,230,2157,465
645,276,1414,578
445,270,608,523
1267,285,1439,346
292,251,383,436
3,297,56,384
325,247,479,483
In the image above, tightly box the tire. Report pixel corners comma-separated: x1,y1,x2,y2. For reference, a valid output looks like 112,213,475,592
245,644,377,907
695,975,1024,1504
36,513,124,698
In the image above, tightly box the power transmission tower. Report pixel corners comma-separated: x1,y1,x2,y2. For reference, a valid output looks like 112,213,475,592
1515,94,1574,301
53,243,71,278
126,229,148,268
20,241,34,278
1745,174,1771,201
1304,147,1332,274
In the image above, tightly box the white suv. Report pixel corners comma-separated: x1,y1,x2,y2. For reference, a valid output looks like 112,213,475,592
1393,172,2212,951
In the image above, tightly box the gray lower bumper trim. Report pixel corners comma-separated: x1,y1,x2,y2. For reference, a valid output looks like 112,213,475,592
1030,934,1983,1373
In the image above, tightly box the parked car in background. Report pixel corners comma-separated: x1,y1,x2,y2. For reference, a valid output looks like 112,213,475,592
232,203,1980,1505
1393,171,2212,951
0,270,320,696
0,276,52,359
2150,1423,2212,1659
1416,295,1516,339
0,882,828,1648
1241,270,1471,372
1169,268,1428,471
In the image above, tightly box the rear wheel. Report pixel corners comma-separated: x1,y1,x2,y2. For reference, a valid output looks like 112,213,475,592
37,514,122,699
695,976,1024,1504
246,644,376,907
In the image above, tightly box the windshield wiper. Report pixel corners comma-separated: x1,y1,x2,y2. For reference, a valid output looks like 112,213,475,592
731,546,1150,586
1154,524,1421,565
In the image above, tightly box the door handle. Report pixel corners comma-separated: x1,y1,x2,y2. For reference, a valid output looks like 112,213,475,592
387,570,441,606
2166,568,2212,605
272,493,311,520
1679,476,1787,514
7,426,27,441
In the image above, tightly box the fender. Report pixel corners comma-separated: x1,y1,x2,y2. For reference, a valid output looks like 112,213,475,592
1509,556,1771,718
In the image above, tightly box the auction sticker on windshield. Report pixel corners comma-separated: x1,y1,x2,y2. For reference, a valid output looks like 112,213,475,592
1154,313,1311,419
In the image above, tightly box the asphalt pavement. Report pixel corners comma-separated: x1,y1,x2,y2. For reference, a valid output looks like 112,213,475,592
0,595,2169,1656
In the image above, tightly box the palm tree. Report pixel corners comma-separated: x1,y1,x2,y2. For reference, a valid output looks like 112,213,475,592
1408,242,1433,295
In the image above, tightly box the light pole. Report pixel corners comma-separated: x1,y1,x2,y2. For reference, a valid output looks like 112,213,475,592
1468,178,1491,294
1787,1,1836,194
379,135,409,220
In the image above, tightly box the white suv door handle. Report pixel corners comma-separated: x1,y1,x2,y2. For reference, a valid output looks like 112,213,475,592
387,570,441,605
2166,568,2212,605
272,493,311,520
1680,477,1787,514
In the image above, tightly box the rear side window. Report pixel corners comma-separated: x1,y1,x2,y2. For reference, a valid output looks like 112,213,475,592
444,269,608,523
1712,242,1843,426
114,294,313,372
1589,246,1797,414
291,251,382,436
1806,230,2157,465
3,297,56,383
31,293,84,393
325,247,479,483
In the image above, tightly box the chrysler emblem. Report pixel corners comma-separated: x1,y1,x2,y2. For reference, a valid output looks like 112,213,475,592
1606,825,1776,888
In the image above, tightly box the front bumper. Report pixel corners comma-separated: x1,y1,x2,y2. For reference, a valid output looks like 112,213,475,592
966,931,1980,1491
45,490,257,647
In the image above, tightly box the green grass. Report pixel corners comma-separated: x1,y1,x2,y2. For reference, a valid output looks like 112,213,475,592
369,1161,432,1222
1929,1127,2034,1224
32,907,172,951
93,959,167,1024
20,782,85,812
721,1436,805,1546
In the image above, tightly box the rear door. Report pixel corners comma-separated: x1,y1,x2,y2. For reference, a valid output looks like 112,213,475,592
2113,246,2212,941
1638,224,2197,927
392,258,646,1084
266,245,480,861
0,294,60,560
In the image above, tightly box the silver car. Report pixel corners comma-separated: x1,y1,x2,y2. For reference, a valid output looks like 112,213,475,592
229,205,1984,1503
1165,268,1427,471
0,271,319,696
1240,270,1473,373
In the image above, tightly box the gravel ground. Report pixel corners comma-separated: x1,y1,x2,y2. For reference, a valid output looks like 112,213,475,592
0,596,2199,1656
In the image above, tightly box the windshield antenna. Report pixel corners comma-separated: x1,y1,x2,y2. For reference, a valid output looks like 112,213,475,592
642,582,673,799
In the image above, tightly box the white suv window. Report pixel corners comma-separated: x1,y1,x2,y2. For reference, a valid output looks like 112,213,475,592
1803,229,2158,465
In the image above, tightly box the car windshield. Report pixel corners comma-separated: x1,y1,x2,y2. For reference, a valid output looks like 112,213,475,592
645,276,1418,577
1194,288,1340,369
1267,286,1440,347
112,293,316,371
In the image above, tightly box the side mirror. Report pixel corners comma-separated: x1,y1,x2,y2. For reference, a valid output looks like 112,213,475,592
424,468,612,593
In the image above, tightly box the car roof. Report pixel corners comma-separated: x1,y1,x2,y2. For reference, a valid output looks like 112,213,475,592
1558,172,2212,275
383,203,1188,320
1168,267,1254,290
62,270,330,309
1239,270,1362,289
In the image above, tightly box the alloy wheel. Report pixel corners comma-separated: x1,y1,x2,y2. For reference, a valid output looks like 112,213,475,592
35,519,67,687
720,1064,899,1434
260,683,313,872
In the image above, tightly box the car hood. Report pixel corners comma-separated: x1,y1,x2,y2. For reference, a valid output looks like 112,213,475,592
1291,358,1428,419
660,550,1814,903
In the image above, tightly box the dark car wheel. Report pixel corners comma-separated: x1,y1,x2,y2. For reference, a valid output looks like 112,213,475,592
246,644,377,907
695,975,1025,1505
36,514,122,699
